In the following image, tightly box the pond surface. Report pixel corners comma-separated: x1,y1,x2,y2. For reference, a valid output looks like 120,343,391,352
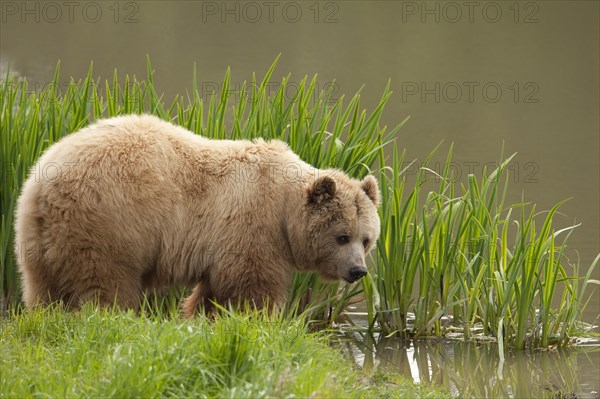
342,306,599,398
341,332,599,399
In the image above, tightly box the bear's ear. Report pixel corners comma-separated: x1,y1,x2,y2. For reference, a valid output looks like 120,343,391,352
361,175,380,206
308,176,337,205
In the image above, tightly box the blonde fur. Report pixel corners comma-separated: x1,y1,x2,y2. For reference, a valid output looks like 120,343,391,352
14,115,380,315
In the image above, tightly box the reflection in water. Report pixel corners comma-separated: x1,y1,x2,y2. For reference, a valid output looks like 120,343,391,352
342,333,600,398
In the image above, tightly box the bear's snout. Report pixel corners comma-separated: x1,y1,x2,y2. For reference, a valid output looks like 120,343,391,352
346,266,368,283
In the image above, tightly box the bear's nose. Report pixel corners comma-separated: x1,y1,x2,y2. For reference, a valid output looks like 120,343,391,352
348,266,368,283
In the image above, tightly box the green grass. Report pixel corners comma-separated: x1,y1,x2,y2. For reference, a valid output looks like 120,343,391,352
1,58,598,350
0,305,450,399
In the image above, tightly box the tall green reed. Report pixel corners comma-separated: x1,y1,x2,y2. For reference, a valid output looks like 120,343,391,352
0,58,398,319
370,144,599,348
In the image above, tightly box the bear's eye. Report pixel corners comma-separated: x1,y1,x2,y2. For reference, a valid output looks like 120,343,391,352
336,235,350,245
363,239,370,249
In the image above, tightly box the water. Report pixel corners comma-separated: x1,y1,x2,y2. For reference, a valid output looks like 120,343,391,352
342,303,600,397
2,1,599,395
342,333,600,398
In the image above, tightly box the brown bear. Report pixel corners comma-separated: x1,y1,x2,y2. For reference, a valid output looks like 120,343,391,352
14,114,380,315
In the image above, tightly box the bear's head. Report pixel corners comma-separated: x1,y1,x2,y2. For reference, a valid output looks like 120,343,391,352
297,171,380,284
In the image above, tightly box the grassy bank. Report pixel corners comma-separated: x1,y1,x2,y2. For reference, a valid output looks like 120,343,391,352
0,306,449,398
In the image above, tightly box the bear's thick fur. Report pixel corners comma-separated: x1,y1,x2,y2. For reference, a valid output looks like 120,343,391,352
15,115,380,315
